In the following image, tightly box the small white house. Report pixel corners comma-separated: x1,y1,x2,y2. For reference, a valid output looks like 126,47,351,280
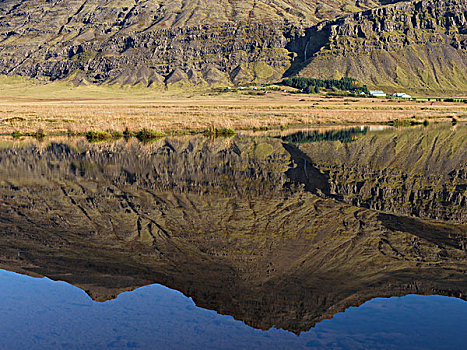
392,92,411,99
369,90,387,97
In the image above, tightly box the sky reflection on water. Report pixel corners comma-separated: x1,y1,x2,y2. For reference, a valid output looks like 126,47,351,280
0,269,466,350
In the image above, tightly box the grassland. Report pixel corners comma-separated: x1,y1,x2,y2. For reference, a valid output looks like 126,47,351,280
0,76,466,135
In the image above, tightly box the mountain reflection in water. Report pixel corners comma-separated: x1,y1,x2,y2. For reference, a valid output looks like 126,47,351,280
0,124,465,347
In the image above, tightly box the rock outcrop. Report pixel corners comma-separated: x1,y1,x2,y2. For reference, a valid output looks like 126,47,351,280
296,0,467,92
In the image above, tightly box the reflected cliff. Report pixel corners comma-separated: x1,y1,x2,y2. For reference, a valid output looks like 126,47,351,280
0,125,465,333
295,125,466,223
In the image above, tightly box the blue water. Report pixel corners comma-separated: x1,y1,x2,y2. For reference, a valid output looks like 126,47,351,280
0,269,465,349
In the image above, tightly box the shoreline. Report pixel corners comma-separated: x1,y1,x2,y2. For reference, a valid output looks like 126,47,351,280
1,90,465,135
0,122,461,146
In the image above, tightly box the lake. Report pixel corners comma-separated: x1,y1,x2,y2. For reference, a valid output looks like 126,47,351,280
0,124,465,349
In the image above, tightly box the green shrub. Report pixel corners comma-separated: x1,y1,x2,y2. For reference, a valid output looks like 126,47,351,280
111,130,124,139
388,118,426,127
33,128,46,140
204,128,236,137
123,127,134,138
86,130,112,142
136,128,166,142
12,130,22,138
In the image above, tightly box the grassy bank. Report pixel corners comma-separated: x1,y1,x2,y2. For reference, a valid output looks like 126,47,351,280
0,76,466,134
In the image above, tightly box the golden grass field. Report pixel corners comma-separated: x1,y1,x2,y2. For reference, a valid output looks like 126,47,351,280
0,76,466,134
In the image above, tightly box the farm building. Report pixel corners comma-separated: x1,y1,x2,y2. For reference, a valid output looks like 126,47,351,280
369,90,387,97
392,93,412,98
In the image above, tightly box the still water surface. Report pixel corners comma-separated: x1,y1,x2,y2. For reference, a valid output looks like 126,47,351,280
0,269,466,349
0,124,465,349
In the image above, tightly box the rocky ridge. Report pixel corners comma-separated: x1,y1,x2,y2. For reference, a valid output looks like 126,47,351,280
297,0,467,92
0,0,380,86
0,0,465,91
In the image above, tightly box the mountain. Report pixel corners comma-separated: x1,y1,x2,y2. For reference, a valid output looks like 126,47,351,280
0,130,465,332
294,0,467,94
0,0,465,92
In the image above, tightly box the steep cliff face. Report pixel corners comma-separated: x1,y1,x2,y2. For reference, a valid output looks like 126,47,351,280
0,0,379,86
3,0,465,92
0,134,465,332
297,0,467,92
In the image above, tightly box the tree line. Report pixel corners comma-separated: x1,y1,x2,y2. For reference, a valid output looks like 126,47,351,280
281,127,368,144
281,77,369,94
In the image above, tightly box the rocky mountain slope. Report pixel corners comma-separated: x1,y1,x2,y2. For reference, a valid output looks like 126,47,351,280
0,0,464,92
0,0,381,86
296,0,467,93
0,132,465,332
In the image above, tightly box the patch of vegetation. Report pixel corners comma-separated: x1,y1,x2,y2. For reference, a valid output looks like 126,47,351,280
86,130,112,142
33,128,46,140
10,129,46,139
136,128,166,142
110,130,124,139
281,127,368,144
387,118,428,127
203,128,236,137
281,77,368,94
252,126,270,132
418,97,467,103
11,130,22,138
71,50,94,62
